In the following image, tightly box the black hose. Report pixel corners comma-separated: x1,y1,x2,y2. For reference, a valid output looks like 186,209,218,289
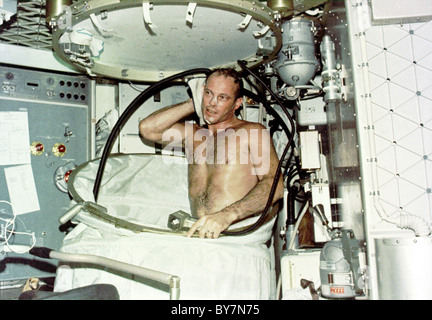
242,89,292,146
93,68,211,201
287,183,299,226
92,65,294,238
222,61,296,236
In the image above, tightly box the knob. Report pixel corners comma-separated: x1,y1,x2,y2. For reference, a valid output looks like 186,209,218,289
52,143,66,157
30,141,45,156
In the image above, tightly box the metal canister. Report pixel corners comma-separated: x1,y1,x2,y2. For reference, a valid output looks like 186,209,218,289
275,18,319,86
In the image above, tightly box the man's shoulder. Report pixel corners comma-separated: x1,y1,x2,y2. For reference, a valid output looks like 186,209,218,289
237,120,267,131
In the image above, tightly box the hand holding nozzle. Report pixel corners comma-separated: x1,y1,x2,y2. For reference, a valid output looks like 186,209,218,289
167,210,197,231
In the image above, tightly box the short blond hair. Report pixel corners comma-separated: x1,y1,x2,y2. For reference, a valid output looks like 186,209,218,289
207,68,243,99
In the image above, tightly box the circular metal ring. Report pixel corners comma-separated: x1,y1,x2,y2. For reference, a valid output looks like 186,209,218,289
67,154,265,237
52,0,282,81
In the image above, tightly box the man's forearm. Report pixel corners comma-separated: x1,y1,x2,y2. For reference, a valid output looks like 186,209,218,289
139,98,195,142
219,175,283,224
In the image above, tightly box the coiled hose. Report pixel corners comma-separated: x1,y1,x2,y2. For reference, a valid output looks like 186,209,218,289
92,65,294,237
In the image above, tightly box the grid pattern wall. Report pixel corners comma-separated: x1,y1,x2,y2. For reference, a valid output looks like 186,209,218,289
0,0,79,49
0,0,51,49
364,20,432,228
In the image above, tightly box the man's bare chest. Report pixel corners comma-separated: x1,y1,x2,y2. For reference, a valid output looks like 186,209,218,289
187,128,251,165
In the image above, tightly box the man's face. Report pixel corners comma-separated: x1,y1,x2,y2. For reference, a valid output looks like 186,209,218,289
201,74,242,125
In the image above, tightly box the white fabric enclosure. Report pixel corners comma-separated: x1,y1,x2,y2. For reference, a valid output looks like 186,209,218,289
54,154,276,299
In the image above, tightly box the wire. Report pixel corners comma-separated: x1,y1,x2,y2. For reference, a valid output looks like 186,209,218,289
0,200,36,254
288,200,310,251
127,81,147,92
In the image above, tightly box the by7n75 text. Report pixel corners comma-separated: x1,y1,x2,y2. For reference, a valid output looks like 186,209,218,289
215,304,259,315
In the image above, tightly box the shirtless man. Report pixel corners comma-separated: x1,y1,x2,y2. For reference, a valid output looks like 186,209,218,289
139,68,283,239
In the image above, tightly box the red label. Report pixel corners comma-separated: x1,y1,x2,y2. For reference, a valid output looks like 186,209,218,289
331,287,345,294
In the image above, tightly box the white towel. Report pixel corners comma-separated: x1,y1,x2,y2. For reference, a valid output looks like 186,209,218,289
68,28,104,57
187,77,206,126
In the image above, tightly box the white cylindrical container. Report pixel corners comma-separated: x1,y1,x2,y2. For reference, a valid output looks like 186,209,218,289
375,237,432,300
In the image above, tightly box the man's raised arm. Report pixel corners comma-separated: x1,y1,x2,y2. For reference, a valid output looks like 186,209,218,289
139,98,195,145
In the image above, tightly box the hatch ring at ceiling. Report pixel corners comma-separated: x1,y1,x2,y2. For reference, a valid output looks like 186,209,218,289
51,0,282,81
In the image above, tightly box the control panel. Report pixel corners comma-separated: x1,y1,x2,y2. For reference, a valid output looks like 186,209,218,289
1,66,90,103
0,64,92,282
